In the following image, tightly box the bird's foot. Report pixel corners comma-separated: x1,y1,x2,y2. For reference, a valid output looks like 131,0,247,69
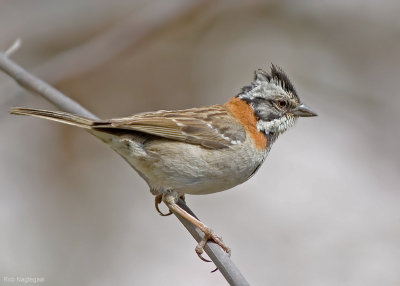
195,227,231,262
162,193,231,264
154,194,172,216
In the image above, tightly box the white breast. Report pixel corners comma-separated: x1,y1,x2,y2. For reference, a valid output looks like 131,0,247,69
101,132,268,196
147,138,266,195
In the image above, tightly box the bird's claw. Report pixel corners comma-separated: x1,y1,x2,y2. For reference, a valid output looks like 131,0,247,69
154,194,172,216
195,227,231,265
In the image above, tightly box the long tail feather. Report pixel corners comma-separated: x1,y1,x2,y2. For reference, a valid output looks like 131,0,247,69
10,107,95,129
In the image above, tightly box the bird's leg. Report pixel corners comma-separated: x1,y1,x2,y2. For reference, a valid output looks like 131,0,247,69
154,193,185,216
155,194,172,216
163,193,231,262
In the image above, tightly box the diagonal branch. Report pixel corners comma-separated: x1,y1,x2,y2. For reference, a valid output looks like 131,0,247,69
0,48,250,285
0,50,97,119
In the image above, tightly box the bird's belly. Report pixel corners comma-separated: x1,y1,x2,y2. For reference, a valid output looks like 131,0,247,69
138,139,266,195
100,132,267,195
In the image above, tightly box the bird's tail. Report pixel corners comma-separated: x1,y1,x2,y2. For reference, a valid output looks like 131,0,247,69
10,107,95,129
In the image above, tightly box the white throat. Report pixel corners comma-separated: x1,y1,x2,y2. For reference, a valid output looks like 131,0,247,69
257,114,297,136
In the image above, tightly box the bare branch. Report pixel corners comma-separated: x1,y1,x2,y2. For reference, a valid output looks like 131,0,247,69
4,38,22,57
0,52,97,119
0,52,250,285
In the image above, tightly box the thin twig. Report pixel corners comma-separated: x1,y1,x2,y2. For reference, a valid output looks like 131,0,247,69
0,49,96,119
4,38,21,57
0,48,250,285
0,0,211,112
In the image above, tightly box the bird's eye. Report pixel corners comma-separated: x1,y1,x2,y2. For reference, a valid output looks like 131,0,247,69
277,100,287,108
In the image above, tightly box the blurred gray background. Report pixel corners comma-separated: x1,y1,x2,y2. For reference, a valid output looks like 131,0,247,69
1,0,399,285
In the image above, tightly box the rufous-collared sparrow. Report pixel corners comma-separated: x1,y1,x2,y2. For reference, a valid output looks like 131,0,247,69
10,64,317,261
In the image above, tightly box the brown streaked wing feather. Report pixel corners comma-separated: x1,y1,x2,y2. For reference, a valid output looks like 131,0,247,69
92,105,246,149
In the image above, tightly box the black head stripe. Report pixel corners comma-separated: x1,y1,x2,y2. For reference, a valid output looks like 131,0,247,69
270,64,298,100
237,64,299,101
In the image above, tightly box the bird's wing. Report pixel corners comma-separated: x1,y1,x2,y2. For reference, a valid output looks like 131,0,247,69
93,105,246,149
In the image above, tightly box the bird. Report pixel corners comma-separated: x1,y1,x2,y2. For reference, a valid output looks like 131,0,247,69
10,64,317,261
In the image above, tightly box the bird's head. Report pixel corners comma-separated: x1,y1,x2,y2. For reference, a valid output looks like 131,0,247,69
237,64,317,141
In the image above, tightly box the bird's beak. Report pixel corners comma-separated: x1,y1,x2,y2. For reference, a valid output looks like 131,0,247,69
292,104,318,117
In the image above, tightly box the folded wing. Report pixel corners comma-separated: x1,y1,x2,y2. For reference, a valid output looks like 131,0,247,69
93,105,246,149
